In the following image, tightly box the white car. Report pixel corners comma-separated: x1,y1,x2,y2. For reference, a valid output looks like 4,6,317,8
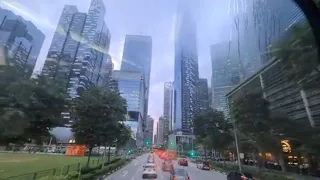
142,165,157,179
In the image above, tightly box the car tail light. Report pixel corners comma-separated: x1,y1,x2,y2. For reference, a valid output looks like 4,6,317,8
241,176,247,180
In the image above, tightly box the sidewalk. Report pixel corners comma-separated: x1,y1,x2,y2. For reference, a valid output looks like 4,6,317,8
214,161,318,180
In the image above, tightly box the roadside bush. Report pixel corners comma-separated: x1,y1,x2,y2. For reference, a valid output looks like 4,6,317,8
81,158,127,180
260,173,295,180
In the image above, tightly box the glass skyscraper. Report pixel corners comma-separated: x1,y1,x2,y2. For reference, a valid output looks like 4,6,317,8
112,70,145,146
0,7,45,75
198,78,209,111
42,0,111,126
120,35,152,143
163,82,174,132
173,6,199,135
210,42,239,116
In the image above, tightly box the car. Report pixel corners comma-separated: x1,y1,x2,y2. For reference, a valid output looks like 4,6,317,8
162,160,173,171
227,172,255,180
144,163,156,170
170,168,190,180
142,168,157,179
196,161,211,170
178,159,188,166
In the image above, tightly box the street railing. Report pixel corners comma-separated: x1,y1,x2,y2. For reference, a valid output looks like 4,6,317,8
1,159,102,180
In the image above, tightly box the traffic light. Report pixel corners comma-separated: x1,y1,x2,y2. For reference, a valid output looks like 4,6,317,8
127,149,132,154
189,150,195,157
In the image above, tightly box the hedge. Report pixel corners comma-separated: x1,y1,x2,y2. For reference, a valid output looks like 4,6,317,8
81,159,127,180
38,158,126,180
210,162,295,180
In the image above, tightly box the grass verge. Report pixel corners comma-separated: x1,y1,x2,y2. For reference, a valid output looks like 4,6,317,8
0,153,102,179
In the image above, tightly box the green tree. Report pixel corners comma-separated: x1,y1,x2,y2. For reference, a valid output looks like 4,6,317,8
72,87,127,166
193,109,233,159
270,20,319,88
116,123,131,149
0,66,67,145
230,91,310,172
6,75,67,144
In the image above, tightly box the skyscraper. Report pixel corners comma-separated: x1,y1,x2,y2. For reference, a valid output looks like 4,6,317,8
75,0,110,92
163,82,174,133
42,1,111,126
0,7,45,75
252,0,305,64
146,116,154,144
210,42,238,116
120,35,152,141
42,1,110,95
198,78,209,111
157,117,165,146
112,70,145,147
173,6,199,134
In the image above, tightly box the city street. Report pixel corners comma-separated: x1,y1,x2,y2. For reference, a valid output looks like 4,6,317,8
104,154,226,180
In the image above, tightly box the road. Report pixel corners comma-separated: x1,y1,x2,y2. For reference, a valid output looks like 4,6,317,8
104,154,227,180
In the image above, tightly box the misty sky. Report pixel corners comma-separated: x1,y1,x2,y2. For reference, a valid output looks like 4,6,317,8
0,0,233,121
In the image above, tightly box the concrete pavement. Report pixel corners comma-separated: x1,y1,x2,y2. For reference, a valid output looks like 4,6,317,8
104,154,227,180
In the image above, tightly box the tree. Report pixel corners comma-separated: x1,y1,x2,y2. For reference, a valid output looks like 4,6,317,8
116,123,131,149
72,87,127,166
193,109,233,159
0,65,67,145
5,75,68,144
270,20,319,88
230,91,313,172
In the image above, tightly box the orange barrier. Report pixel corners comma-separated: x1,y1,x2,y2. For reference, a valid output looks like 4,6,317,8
65,145,86,156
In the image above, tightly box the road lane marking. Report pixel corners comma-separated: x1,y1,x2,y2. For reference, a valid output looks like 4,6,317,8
122,171,128,176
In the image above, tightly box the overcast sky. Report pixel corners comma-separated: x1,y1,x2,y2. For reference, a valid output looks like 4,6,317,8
0,0,232,121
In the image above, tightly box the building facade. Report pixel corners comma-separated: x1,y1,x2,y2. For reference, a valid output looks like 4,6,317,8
252,0,305,64
120,35,152,142
163,82,174,134
226,58,320,127
173,5,199,134
198,78,209,111
112,70,145,147
157,117,165,146
41,1,111,126
0,7,45,75
210,43,239,116
146,116,154,144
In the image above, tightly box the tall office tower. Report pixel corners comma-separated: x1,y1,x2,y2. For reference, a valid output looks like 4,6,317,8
112,70,145,147
156,122,159,145
228,0,261,79
120,35,152,140
0,7,45,75
99,54,114,90
154,134,157,145
163,82,174,134
157,117,165,146
75,0,110,92
198,78,209,111
146,116,154,144
208,87,212,109
210,42,239,116
252,0,305,64
173,5,199,135
42,1,111,126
